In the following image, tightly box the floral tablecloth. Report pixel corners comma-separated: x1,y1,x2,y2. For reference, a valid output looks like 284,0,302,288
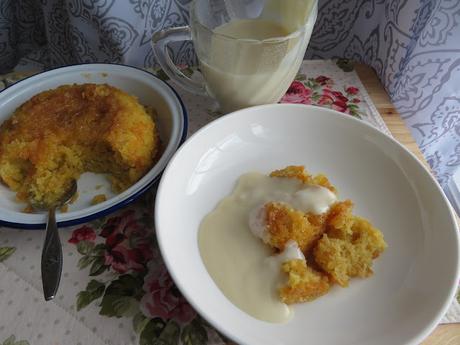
0,60,458,345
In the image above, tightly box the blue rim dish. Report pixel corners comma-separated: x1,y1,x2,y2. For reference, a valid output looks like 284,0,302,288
0,63,188,229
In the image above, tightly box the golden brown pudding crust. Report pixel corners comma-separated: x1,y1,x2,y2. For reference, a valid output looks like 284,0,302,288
0,83,159,207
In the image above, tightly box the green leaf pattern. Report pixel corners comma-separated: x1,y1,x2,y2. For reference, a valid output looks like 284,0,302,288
100,295,139,317
181,320,209,345
1,335,30,345
89,256,108,276
76,279,106,311
133,312,150,334
139,318,166,345
336,58,355,72
0,247,16,262
76,240,95,255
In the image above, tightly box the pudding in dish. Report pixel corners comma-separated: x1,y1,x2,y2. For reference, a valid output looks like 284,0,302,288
198,166,386,322
0,83,159,207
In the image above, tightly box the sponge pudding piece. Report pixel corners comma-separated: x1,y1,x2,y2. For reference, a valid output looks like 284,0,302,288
0,83,159,206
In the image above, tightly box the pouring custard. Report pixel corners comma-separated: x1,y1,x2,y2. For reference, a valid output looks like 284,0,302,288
198,166,387,323
195,0,317,112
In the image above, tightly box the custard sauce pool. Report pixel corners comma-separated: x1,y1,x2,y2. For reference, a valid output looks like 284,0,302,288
198,172,336,323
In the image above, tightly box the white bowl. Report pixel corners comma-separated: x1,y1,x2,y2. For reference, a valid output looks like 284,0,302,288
0,63,187,229
155,104,459,345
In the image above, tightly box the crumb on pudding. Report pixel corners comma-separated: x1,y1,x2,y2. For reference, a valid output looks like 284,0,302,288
91,194,107,205
279,259,330,304
314,216,387,287
22,204,34,213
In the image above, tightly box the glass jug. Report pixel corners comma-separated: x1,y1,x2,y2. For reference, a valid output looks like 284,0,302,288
153,0,318,113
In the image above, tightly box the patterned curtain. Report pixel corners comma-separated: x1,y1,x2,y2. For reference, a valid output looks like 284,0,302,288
1,0,459,200
305,0,460,192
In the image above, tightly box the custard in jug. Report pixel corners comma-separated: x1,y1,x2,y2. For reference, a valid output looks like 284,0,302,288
153,0,317,112
194,0,316,112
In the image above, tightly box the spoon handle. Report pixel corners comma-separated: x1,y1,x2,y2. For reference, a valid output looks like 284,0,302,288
41,207,63,301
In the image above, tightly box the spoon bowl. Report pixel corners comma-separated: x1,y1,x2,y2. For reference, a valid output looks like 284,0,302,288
31,180,78,210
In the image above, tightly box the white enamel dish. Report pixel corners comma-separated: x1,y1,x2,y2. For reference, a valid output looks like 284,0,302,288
0,63,187,229
155,104,459,345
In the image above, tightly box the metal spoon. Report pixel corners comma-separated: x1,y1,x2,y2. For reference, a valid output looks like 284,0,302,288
32,180,78,301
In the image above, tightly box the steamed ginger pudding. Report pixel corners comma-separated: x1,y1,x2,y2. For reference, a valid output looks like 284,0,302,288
0,83,159,206
198,166,387,323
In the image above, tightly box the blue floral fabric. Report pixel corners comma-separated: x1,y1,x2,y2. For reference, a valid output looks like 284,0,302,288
0,0,459,201
305,0,460,194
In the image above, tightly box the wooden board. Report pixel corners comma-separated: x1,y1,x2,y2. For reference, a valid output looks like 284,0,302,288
355,63,460,345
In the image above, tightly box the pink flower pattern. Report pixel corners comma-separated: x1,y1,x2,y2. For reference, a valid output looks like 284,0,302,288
68,226,96,244
99,210,153,274
140,262,196,323
280,75,364,118
281,81,313,104
346,86,359,95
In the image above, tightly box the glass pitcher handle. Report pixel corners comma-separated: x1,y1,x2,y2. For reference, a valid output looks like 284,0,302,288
152,26,207,95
